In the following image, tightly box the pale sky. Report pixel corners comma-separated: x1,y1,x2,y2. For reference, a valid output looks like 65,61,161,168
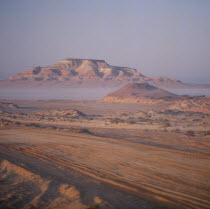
0,0,210,84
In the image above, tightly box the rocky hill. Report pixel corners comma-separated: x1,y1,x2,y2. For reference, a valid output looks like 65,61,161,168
1,58,208,89
0,102,21,111
102,82,178,104
102,82,210,113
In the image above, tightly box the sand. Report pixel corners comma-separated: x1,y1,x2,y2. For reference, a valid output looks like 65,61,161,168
0,100,210,209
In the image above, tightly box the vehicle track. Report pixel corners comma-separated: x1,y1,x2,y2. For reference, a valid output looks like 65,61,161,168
1,143,210,209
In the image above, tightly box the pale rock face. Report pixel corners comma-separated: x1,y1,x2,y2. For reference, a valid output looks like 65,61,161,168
0,58,187,88
1,58,210,89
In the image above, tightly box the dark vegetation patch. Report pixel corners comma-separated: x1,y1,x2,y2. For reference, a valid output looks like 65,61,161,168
68,127,91,134
202,130,210,136
26,123,42,128
14,121,92,134
0,118,13,126
109,117,136,124
186,130,195,137
161,119,171,128
88,204,100,209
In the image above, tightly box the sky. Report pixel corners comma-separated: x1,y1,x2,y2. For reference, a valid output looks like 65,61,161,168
0,0,210,84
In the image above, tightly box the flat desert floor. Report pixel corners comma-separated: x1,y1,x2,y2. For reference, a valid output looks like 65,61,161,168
0,100,210,209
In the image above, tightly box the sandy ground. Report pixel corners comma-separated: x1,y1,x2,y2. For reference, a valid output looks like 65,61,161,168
0,100,210,209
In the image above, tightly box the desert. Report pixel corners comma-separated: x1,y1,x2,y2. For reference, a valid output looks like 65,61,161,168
1,62,210,209
0,88,210,209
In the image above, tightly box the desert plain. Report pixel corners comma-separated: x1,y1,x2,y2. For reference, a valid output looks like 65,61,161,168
0,98,210,209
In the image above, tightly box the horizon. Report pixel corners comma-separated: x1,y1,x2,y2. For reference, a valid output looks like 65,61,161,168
0,0,210,84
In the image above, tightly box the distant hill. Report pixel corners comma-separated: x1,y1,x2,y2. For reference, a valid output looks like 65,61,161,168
102,82,178,104
104,82,176,98
0,58,209,89
102,82,210,113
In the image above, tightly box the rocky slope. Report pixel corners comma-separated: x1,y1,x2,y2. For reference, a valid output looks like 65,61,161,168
168,97,210,114
1,58,209,89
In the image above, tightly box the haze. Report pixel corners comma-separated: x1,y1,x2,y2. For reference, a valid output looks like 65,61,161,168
0,0,210,84
0,87,210,100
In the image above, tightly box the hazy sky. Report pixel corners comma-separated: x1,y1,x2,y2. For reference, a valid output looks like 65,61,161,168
0,0,210,84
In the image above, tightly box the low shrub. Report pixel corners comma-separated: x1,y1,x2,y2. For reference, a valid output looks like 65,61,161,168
68,127,91,134
161,119,171,128
203,130,210,136
15,121,22,125
26,123,42,128
88,204,100,209
186,130,195,137
109,118,124,124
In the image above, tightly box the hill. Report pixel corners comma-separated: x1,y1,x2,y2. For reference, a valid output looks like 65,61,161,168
102,82,210,113
105,82,176,98
102,82,178,103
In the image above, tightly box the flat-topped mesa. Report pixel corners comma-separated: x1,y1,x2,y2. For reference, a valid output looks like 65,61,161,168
56,59,141,74
60,58,106,63
1,58,145,86
1,58,210,89
55,58,111,72
59,58,108,68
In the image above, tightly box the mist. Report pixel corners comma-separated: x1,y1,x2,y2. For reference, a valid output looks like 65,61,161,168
0,87,118,100
164,88,210,97
0,87,209,100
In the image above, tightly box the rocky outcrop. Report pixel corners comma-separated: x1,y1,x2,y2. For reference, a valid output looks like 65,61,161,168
0,102,20,111
168,97,210,114
35,109,86,118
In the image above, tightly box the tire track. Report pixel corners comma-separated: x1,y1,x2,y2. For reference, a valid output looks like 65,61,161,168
1,144,210,209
